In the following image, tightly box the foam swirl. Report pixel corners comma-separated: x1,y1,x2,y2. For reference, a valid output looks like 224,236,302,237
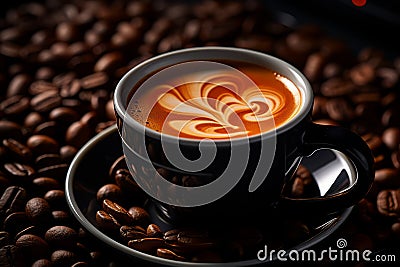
151,71,300,139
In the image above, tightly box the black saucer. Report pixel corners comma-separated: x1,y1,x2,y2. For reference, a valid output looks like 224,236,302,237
66,125,353,266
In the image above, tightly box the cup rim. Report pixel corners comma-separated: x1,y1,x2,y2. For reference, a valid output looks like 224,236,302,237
114,46,313,144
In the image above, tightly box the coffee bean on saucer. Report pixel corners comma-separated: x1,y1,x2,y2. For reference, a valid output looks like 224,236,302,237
127,237,164,253
128,206,150,228
120,225,147,241
157,248,186,261
147,224,162,238
96,210,121,232
102,199,133,225
377,189,400,217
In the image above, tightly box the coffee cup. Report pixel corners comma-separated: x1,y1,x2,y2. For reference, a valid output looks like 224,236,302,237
113,47,374,223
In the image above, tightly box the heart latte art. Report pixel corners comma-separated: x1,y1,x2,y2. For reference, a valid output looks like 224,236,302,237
129,61,302,140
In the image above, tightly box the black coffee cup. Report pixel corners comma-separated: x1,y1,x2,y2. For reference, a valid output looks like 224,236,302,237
114,47,374,223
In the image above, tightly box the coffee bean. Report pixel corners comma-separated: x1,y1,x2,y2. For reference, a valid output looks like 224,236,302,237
0,186,26,219
30,90,62,113
97,184,123,203
49,107,80,126
95,210,121,232
32,259,52,267
109,156,128,179
102,199,133,225
0,231,10,247
25,197,52,225
0,120,23,141
44,190,66,209
52,210,72,225
45,226,78,249
362,133,383,153
2,138,32,162
3,211,30,236
15,234,49,261
37,164,68,180
320,78,356,97
56,21,80,42
6,73,32,97
374,168,400,187
157,248,186,261
51,249,78,267
325,98,355,122
32,177,61,194
35,154,62,169
33,121,58,138
24,112,45,129
29,80,58,95
0,95,30,118
303,52,326,82
27,135,59,155
128,206,150,228
3,162,35,181
127,237,164,253
60,145,78,163
147,224,162,238
65,121,93,148
80,72,109,90
60,79,81,98
382,127,400,151
94,51,124,73
120,225,147,241
349,62,376,86
377,189,400,217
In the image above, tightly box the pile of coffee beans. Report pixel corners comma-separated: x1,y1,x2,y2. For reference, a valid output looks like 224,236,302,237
94,157,315,263
1,0,399,265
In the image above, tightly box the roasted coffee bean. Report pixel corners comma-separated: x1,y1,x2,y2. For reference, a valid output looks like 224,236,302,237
36,67,56,81
80,111,100,129
325,98,355,122
382,127,400,151
37,164,68,180
30,90,62,113
80,72,109,90
128,206,150,227
377,189,400,217
362,133,383,153
97,184,123,203
376,67,399,89
66,121,93,148
290,165,317,197
109,156,128,179
320,78,356,97
120,225,147,241
382,107,400,127
60,145,78,163
3,211,30,235
114,169,142,197
43,190,65,209
35,154,62,169
32,259,52,267
375,168,400,187
0,120,23,140
303,52,326,82
147,224,162,238
29,81,58,95
4,162,35,181
49,107,80,125
127,237,164,253
6,73,32,97
0,95,30,117
349,62,376,86
102,199,133,225
45,226,78,249
94,51,124,73
15,234,49,261
157,248,186,261
25,197,52,225
2,138,32,162
391,150,400,169
32,177,61,194
60,79,81,98
51,249,78,267
0,231,10,247
0,186,26,219
95,210,121,231
52,210,72,225
24,112,45,129
27,135,59,155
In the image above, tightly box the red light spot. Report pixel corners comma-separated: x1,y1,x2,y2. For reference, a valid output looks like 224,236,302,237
352,0,367,7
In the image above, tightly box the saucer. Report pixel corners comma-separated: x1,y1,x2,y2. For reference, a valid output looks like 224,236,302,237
66,125,353,266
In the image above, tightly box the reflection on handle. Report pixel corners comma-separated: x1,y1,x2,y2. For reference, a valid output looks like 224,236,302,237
280,123,374,215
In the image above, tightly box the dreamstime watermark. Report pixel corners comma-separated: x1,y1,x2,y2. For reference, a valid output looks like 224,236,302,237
257,238,397,263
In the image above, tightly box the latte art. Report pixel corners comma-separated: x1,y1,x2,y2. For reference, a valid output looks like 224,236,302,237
130,61,302,140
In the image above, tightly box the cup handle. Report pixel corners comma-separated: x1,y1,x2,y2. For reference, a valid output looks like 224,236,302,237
279,122,374,215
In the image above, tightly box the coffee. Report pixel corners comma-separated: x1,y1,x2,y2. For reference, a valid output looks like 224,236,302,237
129,61,302,140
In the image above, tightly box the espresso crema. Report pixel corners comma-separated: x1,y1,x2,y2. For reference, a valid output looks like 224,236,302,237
129,61,302,140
